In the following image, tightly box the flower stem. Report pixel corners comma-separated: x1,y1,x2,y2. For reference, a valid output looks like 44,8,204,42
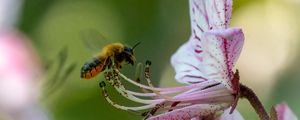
239,84,270,120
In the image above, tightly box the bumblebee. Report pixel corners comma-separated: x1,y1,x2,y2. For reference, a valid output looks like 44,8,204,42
81,42,140,79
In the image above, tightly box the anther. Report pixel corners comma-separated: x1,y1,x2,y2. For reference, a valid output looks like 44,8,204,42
145,60,152,66
99,81,106,88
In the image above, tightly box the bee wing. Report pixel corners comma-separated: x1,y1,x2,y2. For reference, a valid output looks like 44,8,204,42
80,29,118,52
43,46,76,96
98,56,110,72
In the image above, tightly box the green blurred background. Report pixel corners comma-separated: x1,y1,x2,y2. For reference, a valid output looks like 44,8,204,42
16,0,300,119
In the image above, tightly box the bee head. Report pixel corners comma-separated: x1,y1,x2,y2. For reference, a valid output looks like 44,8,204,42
123,47,135,65
123,42,140,65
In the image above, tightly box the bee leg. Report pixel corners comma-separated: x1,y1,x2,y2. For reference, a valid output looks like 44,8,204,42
115,62,121,69
110,59,121,70
106,58,113,69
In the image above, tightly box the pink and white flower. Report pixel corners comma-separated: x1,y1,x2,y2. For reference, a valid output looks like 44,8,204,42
97,0,300,120
98,0,245,119
171,0,244,92
168,0,244,118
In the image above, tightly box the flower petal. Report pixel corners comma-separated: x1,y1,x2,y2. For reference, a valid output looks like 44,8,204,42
190,0,232,35
188,0,233,66
275,103,298,120
217,107,244,120
171,0,243,89
200,28,244,90
147,103,229,120
171,28,244,91
171,40,208,84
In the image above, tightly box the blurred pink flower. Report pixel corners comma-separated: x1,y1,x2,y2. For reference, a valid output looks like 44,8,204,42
275,103,297,120
0,31,49,120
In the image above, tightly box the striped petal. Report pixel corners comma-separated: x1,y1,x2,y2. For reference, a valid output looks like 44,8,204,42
199,28,244,90
190,0,232,36
171,0,244,91
171,28,244,91
147,103,229,120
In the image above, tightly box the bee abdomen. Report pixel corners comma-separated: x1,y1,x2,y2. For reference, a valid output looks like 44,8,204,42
81,58,106,79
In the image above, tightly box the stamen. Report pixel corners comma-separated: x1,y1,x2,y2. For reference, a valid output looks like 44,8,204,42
143,102,166,119
104,71,165,104
105,65,182,97
188,95,234,104
125,90,182,97
117,69,219,92
100,61,234,119
174,83,226,98
176,84,230,97
144,60,171,100
172,89,232,101
135,63,143,83
135,62,151,93
98,81,159,111
144,60,154,87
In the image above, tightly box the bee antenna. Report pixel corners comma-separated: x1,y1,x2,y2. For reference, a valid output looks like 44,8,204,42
132,41,141,50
